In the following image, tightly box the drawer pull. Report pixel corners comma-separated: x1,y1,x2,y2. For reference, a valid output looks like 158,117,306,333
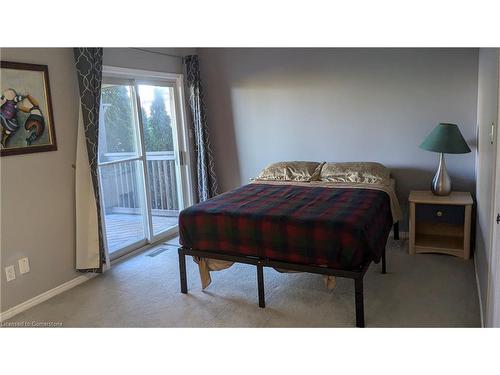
436,211,443,217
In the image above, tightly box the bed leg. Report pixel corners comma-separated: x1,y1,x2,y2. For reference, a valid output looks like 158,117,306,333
393,222,399,240
178,248,188,294
382,247,387,274
354,278,365,328
257,263,265,308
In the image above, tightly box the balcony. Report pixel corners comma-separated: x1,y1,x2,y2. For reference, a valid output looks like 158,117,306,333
100,151,180,252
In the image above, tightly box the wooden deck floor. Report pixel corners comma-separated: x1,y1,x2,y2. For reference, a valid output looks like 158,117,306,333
105,213,178,253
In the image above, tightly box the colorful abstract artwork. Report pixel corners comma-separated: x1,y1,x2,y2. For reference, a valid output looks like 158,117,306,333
1,61,57,156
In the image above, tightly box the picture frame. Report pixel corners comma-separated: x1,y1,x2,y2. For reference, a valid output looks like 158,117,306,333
1,61,57,156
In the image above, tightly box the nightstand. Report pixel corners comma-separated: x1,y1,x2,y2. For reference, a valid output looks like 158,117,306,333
409,191,473,259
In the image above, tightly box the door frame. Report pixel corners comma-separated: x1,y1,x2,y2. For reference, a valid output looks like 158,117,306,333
102,65,195,207
100,65,195,261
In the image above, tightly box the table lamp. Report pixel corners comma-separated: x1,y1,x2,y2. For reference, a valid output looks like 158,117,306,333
419,123,471,196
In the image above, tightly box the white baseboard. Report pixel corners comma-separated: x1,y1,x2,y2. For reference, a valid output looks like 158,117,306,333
474,255,485,327
0,273,96,322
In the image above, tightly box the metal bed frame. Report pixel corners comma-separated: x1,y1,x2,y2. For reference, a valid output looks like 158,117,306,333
178,222,399,328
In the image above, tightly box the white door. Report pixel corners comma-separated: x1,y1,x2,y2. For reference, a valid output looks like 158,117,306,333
491,58,500,327
492,186,500,327
98,67,193,260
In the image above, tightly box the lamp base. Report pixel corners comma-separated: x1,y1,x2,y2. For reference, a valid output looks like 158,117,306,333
431,153,451,196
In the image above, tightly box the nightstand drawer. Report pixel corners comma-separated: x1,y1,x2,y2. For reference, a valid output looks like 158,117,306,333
415,204,464,225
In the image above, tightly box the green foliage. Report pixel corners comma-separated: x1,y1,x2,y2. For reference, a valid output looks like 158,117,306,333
101,85,135,153
144,88,174,152
100,85,174,155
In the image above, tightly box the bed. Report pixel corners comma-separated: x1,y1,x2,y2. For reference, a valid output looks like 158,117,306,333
178,162,402,327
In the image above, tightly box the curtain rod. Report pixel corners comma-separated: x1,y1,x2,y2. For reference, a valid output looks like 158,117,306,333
132,48,188,59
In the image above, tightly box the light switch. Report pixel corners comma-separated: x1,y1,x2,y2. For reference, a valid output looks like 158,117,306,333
18,257,30,274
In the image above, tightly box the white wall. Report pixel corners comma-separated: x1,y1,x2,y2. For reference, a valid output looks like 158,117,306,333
199,48,479,228
475,48,500,325
103,48,195,73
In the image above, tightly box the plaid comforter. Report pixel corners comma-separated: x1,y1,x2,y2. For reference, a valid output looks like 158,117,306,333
179,183,393,270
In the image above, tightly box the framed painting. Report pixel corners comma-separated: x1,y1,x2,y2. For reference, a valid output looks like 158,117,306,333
1,61,57,156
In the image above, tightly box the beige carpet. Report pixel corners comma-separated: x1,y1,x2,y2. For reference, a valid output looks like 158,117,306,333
6,237,480,327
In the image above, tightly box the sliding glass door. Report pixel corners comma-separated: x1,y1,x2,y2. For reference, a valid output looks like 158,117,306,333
98,68,192,259
138,83,183,239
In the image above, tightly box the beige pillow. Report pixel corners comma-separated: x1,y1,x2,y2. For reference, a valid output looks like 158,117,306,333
254,161,324,182
320,162,390,185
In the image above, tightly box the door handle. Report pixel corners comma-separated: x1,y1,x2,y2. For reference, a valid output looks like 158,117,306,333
497,213,500,224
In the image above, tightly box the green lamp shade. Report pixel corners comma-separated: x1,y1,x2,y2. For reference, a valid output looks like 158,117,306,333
419,123,471,154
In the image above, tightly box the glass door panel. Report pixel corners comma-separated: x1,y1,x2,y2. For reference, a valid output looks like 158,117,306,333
99,84,140,163
98,82,148,256
138,84,182,237
99,161,148,253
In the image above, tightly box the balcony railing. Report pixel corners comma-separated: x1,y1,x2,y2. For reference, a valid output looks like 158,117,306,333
100,151,179,216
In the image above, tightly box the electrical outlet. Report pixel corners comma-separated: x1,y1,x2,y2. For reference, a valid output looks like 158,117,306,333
18,257,30,274
5,265,16,282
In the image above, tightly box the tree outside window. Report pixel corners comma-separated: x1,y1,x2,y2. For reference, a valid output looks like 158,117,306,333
101,85,174,154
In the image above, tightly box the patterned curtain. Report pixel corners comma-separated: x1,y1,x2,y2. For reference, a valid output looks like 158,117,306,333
184,55,218,202
73,48,105,272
